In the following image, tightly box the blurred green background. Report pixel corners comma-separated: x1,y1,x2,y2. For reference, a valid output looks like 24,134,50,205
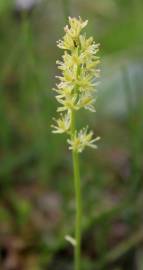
0,0,143,269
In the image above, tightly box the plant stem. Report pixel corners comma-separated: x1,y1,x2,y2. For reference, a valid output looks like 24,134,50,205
71,110,82,270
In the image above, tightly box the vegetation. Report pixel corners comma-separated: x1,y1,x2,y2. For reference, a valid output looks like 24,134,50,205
0,0,143,269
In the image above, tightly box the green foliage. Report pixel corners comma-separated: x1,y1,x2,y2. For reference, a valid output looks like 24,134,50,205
0,0,143,269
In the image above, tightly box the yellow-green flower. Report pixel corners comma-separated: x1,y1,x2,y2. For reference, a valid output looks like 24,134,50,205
57,17,88,50
67,128,100,153
52,112,71,134
52,17,100,153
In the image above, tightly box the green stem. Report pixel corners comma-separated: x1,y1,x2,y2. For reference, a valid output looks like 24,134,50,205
71,110,82,270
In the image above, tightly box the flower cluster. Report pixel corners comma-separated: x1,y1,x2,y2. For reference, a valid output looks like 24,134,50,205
52,17,100,153
68,128,100,153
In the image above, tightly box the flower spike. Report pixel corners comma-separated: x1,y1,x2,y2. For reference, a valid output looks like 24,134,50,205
52,17,101,270
52,17,100,153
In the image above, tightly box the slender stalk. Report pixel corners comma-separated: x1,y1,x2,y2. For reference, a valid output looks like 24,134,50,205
52,17,100,270
71,110,82,270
